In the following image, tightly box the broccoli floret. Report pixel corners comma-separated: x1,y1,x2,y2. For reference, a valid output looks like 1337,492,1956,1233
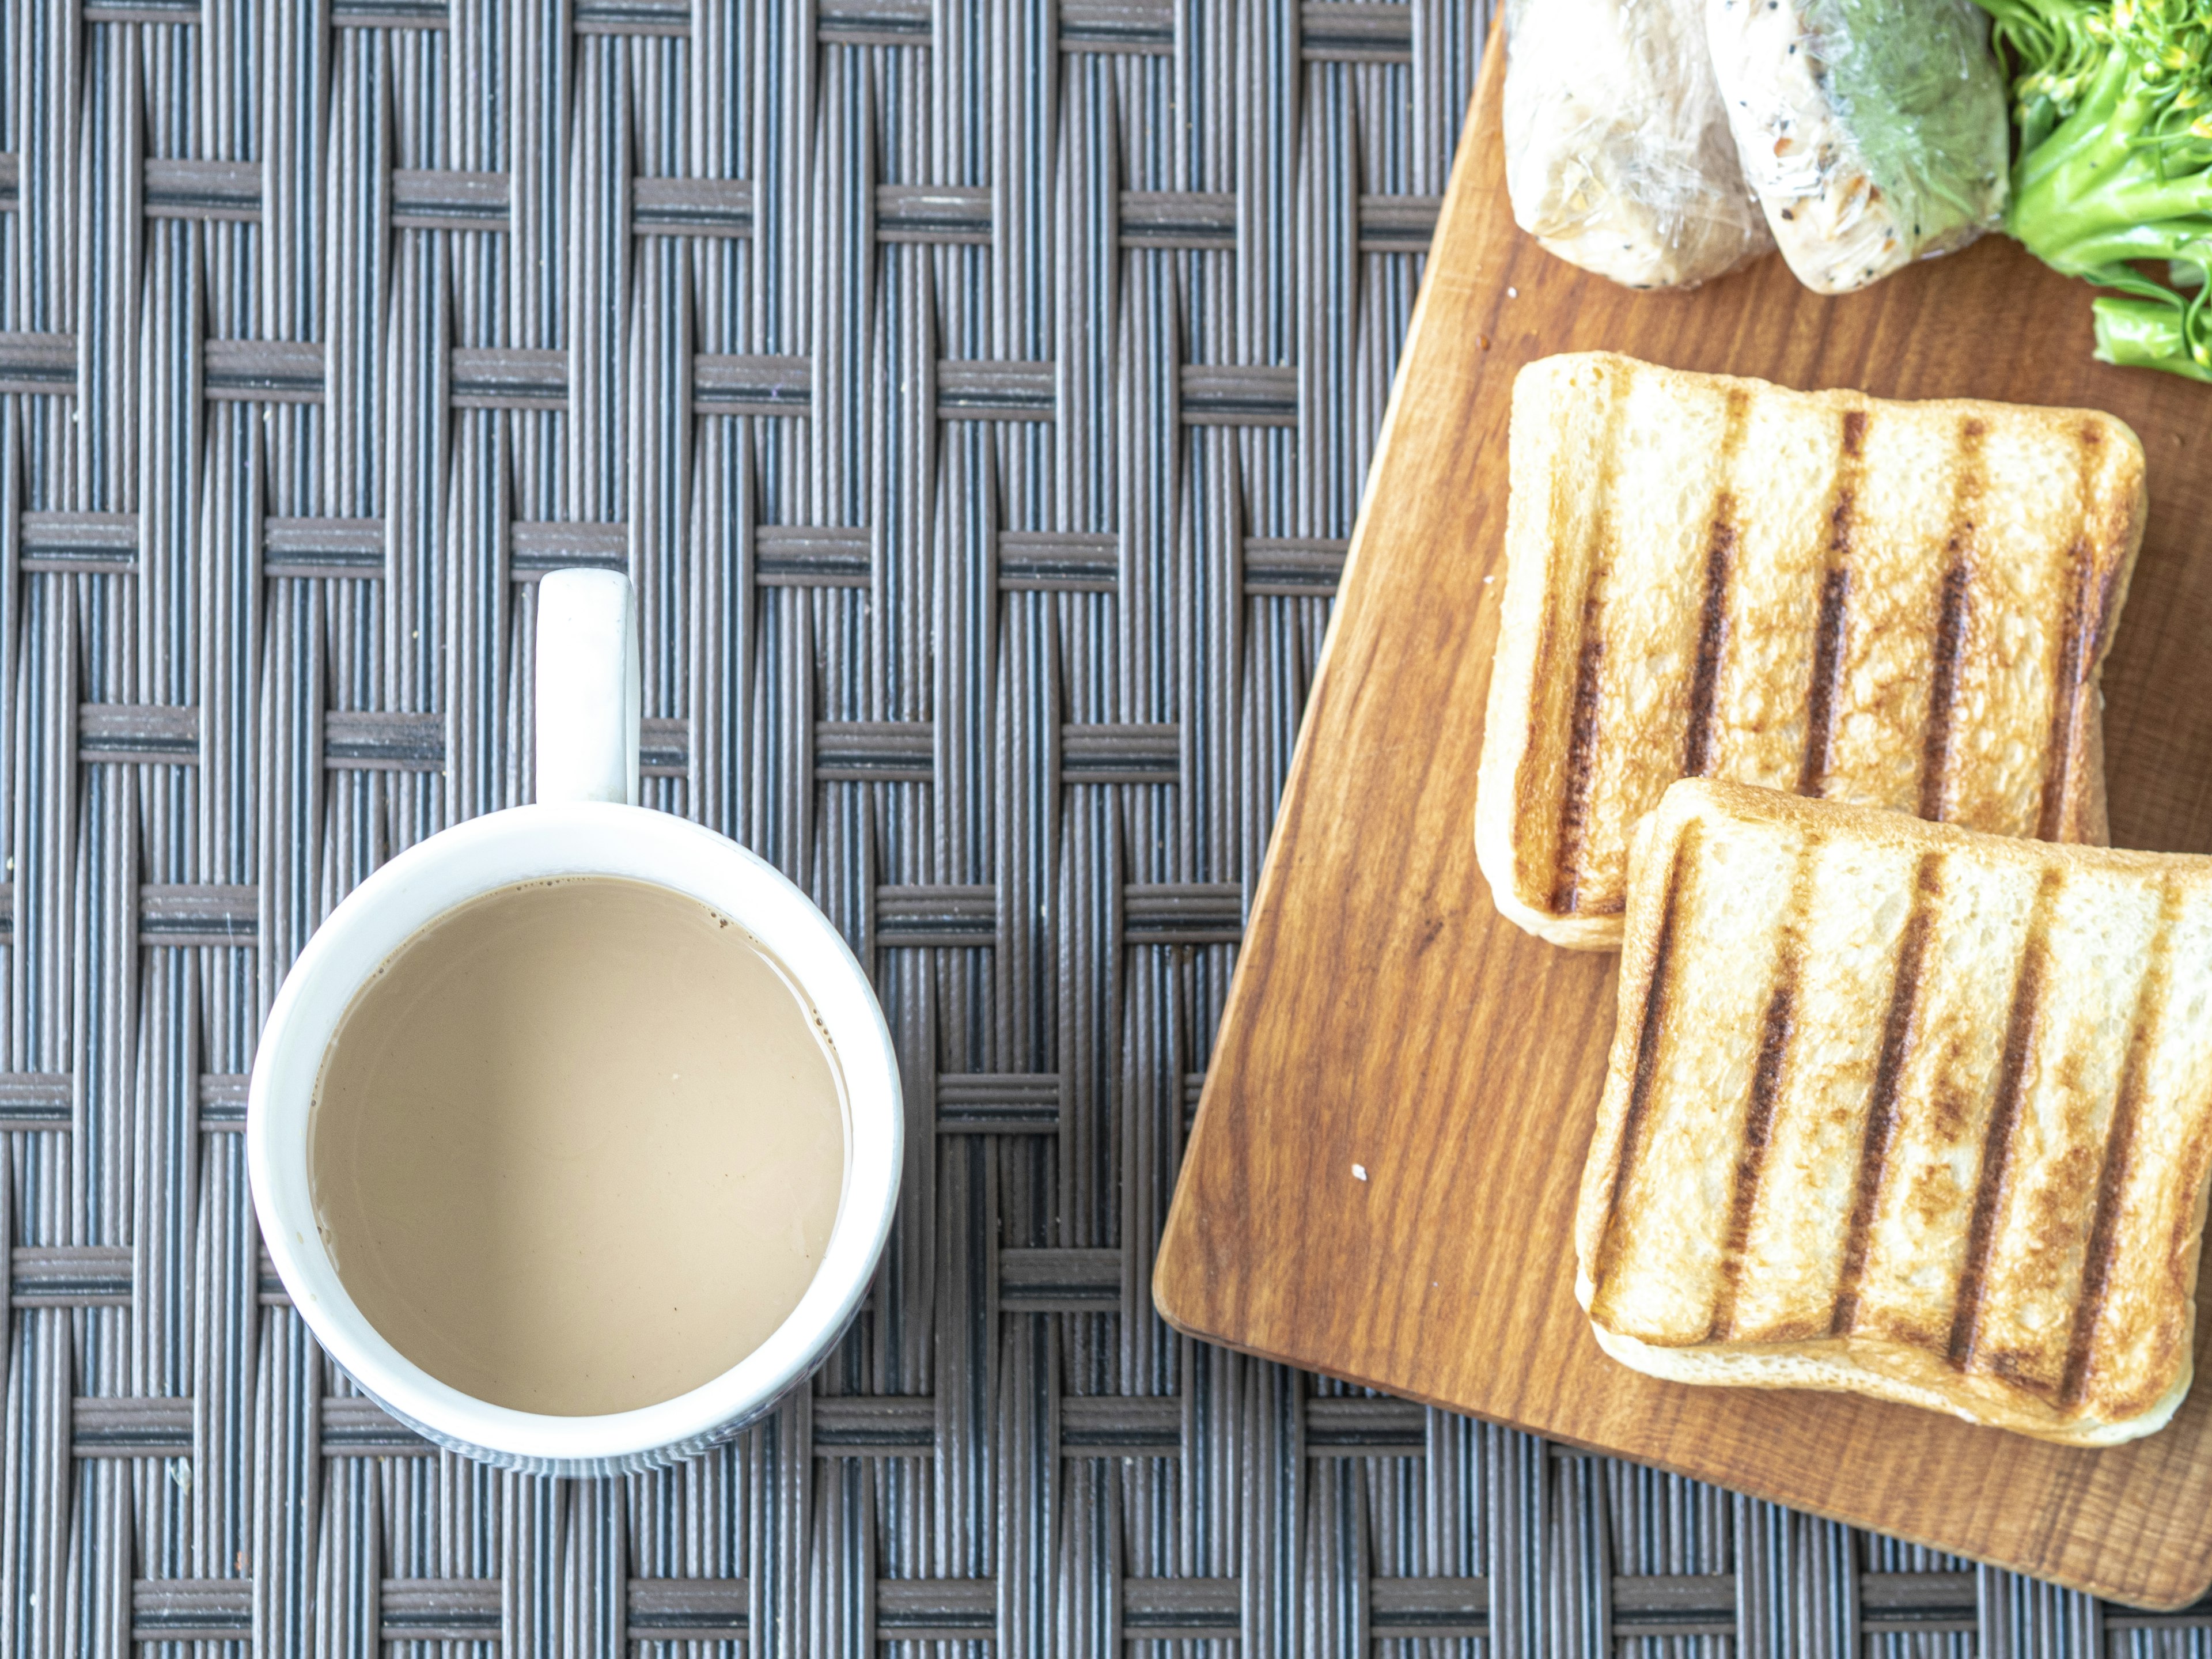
1977,0,2212,379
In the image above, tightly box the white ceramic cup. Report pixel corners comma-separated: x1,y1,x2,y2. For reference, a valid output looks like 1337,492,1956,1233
248,569,901,1476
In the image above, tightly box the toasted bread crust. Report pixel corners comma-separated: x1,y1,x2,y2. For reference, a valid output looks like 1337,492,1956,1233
1581,1295,2188,1449
1575,781,2212,1446
1477,353,2149,950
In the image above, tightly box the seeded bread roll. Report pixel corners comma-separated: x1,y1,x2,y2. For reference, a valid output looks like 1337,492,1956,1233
1703,0,2008,294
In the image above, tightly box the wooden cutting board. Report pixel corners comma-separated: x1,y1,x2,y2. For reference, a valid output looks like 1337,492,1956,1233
1154,37,2212,1611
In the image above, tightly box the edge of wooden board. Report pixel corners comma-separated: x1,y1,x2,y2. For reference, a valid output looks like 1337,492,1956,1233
1156,22,2212,1614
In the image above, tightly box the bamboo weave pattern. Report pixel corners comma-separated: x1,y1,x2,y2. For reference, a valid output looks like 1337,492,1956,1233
0,1,2192,1653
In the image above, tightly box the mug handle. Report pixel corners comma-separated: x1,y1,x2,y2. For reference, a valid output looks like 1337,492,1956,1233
535,569,641,806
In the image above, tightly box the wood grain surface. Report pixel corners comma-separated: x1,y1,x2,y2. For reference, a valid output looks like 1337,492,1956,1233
1154,38,2212,1610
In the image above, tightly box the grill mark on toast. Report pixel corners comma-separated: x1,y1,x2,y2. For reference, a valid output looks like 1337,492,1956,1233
1840,408,1868,460
2036,422,2113,844
1798,569,1851,797
1683,509,1737,779
1681,393,1752,782
1946,866,2062,1372
2036,537,2092,842
1710,842,1817,1339
1918,420,1986,824
1544,372,1633,916
1919,561,1971,821
1798,410,1865,797
1550,607,1608,916
1587,829,1695,1320
1709,982,1794,1340
1514,409,1586,861
2059,880,2180,1408
1832,852,1941,1335
2086,429,2137,668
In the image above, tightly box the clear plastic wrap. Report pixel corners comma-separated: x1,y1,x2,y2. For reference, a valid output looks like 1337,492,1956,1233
1705,0,2009,296
1502,0,1773,291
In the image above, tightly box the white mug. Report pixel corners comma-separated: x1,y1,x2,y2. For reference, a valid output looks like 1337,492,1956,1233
248,569,902,1476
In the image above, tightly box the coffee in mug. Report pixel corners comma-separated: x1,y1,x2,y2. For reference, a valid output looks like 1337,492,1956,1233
308,874,847,1416
253,570,902,1472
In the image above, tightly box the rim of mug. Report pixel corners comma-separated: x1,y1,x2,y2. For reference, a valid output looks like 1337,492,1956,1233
248,802,902,1465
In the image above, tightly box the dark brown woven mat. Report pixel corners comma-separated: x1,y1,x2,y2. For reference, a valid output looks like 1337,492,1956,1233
0,1,2190,1653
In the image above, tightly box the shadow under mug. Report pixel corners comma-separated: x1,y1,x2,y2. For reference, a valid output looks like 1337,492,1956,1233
248,569,903,1475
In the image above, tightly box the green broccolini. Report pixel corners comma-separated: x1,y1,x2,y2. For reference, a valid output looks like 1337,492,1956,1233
1976,0,2212,379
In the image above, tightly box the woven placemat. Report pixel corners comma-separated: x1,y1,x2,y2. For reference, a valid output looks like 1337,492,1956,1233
0,1,2184,1653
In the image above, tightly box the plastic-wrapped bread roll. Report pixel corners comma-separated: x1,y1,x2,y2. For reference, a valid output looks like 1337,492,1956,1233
1502,0,1772,291
1705,0,2008,295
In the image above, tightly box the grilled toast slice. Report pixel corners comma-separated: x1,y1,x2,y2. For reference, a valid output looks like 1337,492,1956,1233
1575,779,2212,1446
1476,353,2147,949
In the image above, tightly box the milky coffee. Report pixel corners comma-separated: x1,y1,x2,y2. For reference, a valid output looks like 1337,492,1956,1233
309,877,846,1416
